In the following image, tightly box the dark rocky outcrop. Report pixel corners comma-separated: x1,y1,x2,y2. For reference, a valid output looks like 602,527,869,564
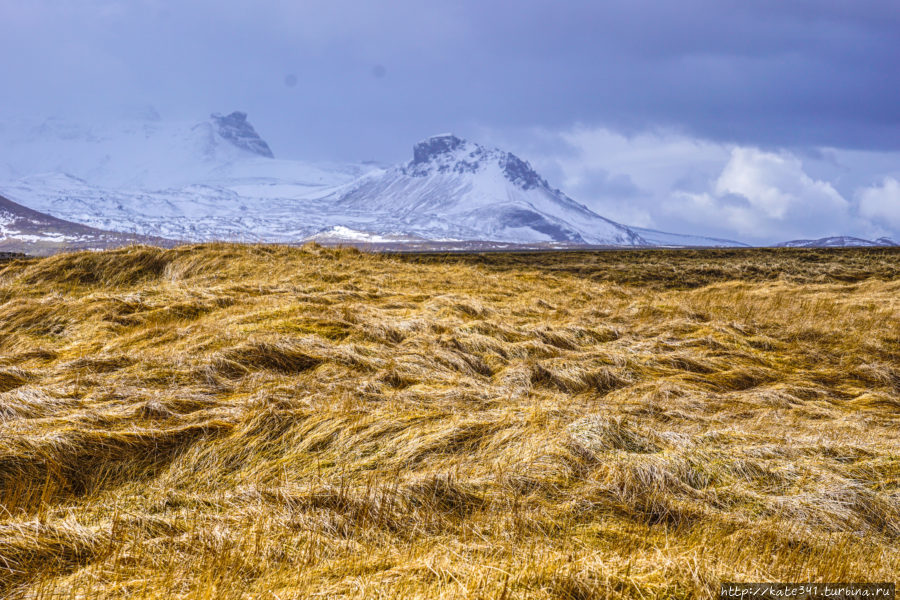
408,135,549,191
501,153,547,190
412,134,466,165
210,112,274,158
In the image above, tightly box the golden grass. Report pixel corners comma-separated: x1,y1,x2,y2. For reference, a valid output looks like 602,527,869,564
0,243,898,598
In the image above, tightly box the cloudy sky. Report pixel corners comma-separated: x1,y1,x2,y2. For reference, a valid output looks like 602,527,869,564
1,0,899,243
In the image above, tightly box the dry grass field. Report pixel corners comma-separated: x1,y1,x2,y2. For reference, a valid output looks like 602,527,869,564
0,244,898,599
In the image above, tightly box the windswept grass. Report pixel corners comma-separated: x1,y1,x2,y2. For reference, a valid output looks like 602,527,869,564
0,244,897,598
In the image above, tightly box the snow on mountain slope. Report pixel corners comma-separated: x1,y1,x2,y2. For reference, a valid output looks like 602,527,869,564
0,174,347,242
333,134,646,245
0,113,745,247
630,227,749,248
0,111,375,241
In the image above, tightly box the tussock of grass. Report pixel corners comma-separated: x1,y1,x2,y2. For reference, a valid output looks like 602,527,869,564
0,520,104,595
0,244,898,598
212,341,322,378
20,246,171,287
0,369,32,393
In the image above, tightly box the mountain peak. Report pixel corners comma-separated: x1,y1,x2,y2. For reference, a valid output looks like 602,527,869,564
412,134,466,165
210,111,274,158
407,134,548,190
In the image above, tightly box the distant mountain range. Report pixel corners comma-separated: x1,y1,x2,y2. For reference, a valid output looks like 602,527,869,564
777,236,897,248
0,111,893,253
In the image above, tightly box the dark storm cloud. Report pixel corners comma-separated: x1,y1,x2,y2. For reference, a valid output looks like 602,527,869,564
462,0,900,149
2,0,898,160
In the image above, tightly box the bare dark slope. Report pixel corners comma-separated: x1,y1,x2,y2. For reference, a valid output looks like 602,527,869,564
0,194,176,255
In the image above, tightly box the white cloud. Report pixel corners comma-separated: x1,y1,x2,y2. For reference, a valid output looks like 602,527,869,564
554,127,726,197
858,177,900,229
515,126,729,228
715,148,848,219
516,126,897,243
663,147,858,240
665,191,765,235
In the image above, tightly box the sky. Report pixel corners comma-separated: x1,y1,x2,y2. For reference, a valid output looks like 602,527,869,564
1,0,899,243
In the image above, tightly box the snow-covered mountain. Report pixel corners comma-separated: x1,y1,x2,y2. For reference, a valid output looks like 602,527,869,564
0,111,745,247
0,111,374,241
333,134,649,245
777,236,897,248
